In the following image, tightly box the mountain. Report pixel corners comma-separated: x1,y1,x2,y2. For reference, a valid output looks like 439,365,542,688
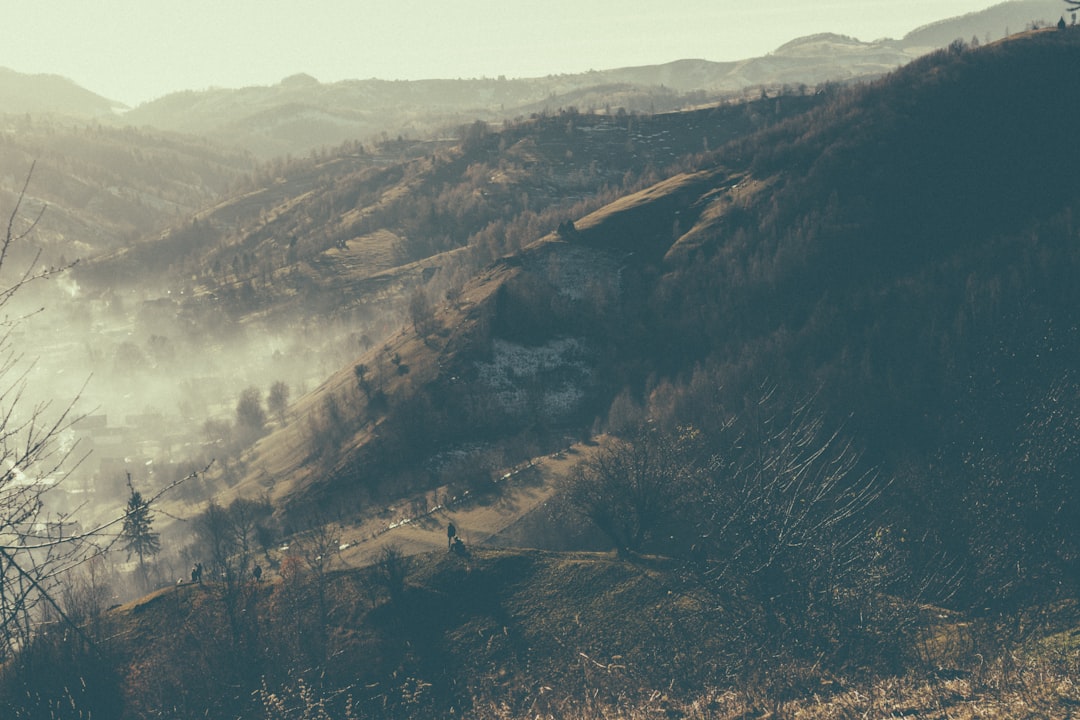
110,4,1069,160
0,66,123,116
116,53,900,160
0,4,1056,164
5,21,1080,720
61,92,823,522
902,0,1065,47
0,115,254,266
234,26,1080,598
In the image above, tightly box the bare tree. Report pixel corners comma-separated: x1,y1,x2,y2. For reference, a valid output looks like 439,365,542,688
235,385,267,442
373,544,412,607
0,165,90,664
267,380,290,426
293,518,344,663
193,498,270,655
562,425,703,556
694,387,906,669
0,165,198,671
408,287,435,337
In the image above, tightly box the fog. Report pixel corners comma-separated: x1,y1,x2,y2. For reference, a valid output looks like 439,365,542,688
7,259,404,594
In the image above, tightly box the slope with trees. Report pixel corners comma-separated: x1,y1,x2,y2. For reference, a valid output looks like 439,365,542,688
261,26,1080,622
4,23,1080,720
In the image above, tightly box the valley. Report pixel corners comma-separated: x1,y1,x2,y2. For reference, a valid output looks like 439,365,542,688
1,4,1079,718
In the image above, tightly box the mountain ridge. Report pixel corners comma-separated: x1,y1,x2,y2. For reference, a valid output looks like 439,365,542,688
4,21,1080,720
1,3,1064,160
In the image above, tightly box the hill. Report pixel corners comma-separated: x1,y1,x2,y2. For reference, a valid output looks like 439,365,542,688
0,66,122,116
0,114,253,266
5,21,1080,720
240,27,1080,547
54,93,822,522
47,26,1080,611
902,0,1064,48
6,547,1077,718
104,42,912,160
108,3,1069,160
168,28,1080,662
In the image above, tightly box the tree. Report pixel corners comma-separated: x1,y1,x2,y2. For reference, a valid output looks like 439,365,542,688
408,287,435,337
121,474,161,590
0,166,200,715
285,518,344,664
235,385,267,441
373,544,412,607
0,165,91,666
693,388,905,670
562,425,702,556
353,363,369,397
267,380,290,426
306,392,351,468
194,499,263,654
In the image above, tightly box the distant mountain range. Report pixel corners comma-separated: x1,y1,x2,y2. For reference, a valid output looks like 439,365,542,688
0,1,1063,158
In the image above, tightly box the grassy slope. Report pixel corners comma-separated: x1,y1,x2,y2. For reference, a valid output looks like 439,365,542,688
37,28,1080,719
102,547,1079,718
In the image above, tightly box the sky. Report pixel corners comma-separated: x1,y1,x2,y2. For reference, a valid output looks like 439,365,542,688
0,1,1006,107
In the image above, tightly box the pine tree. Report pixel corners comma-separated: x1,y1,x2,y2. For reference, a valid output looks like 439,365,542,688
122,474,161,588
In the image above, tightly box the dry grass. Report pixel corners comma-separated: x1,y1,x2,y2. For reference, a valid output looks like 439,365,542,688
463,663,1080,720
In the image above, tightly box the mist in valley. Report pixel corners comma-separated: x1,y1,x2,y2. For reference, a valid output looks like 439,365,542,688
3,3,1080,718
8,248,396,590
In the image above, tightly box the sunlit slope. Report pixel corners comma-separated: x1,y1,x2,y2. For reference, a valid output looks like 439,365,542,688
214,27,1080,541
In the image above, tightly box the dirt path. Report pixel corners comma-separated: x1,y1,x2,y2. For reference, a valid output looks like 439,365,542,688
328,444,595,569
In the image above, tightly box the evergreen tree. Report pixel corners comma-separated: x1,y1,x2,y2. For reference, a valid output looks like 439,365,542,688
122,474,161,588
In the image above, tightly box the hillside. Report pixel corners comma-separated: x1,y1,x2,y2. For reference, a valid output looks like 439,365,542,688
195,39,1080,709
107,3,1067,159
114,43,912,160
902,0,1064,47
0,66,122,116
61,24,1080,616
5,20,1080,720
229,27,1080,555
0,114,253,264
52,93,821,527
7,548,1078,718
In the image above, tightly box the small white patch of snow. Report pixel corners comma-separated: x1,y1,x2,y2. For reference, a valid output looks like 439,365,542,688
474,337,593,420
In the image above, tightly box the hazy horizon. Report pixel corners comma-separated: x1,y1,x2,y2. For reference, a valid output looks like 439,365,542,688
0,0,1010,106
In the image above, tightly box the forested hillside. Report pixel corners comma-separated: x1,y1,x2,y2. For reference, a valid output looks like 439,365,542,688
649,28,1080,609
249,29,1080,613
0,115,253,263
3,24,1080,720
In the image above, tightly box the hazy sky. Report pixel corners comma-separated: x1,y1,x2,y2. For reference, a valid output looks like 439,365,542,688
1,1,1004,106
